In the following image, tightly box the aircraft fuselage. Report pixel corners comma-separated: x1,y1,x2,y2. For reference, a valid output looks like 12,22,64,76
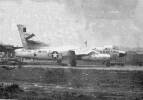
15,48,65,60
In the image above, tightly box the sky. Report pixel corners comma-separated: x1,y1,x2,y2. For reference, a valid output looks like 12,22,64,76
0,0,143,48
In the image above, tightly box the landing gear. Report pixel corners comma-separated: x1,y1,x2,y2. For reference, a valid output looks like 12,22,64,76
67,50,77,66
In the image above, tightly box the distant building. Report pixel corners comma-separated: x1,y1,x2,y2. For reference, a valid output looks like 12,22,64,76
0,44,15,57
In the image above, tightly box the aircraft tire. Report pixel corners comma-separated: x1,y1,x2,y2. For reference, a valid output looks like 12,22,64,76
68,50,77,67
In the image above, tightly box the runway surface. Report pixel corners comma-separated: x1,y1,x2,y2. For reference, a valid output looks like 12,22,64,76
19,64,143,71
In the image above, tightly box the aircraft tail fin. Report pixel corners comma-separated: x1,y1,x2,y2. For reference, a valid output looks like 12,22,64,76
17,24,49,49
17,24,29,49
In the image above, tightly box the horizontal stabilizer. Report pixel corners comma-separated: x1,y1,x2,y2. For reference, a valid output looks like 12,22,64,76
25,33,35,40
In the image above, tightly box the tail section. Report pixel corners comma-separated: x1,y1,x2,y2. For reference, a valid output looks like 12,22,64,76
17,24,29,49
17,24,48,49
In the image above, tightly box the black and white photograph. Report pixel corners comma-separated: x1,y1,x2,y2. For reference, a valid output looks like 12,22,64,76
0,0,143,100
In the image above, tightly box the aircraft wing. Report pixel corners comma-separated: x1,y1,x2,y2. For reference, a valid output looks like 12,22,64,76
74,48,95,56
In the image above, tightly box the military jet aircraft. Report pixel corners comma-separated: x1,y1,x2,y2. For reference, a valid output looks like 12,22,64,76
16,24,127,66
15,24,76,66
16,24,114,66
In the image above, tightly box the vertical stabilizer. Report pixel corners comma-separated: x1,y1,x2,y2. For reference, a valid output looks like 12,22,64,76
17,24,48,49
17,24,28,49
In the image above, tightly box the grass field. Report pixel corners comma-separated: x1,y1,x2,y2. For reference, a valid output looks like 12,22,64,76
0,65,143,99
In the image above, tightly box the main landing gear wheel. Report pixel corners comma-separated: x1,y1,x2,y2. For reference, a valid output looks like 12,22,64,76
68,50,77,66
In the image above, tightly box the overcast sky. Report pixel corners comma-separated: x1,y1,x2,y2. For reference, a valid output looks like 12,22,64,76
0,0,143,48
